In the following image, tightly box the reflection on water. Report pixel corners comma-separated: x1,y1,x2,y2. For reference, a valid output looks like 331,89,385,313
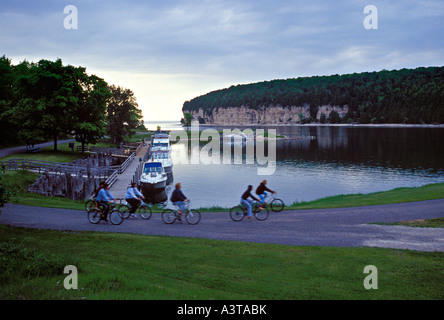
162,123,444,208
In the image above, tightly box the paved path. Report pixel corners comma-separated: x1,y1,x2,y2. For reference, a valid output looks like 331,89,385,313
0,139,75,158
1,199,444,252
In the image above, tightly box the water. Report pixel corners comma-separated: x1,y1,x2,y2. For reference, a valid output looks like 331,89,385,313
144,121,183,132
153,122,444,208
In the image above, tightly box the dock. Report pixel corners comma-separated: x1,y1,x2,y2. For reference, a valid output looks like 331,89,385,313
108,143,150,199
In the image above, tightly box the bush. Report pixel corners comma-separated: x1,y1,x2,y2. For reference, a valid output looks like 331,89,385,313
0,240,68,284
0,173,14,209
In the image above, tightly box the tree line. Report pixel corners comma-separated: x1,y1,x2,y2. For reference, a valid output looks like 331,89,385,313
183,66,444,124
0,55,144,151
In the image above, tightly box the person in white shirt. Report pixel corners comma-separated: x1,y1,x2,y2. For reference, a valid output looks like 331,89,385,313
125,182,145,214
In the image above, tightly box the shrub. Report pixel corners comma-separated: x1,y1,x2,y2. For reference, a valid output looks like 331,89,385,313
0,240,68,284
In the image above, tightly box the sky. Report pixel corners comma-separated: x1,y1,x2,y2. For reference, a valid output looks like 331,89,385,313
1,0,443,122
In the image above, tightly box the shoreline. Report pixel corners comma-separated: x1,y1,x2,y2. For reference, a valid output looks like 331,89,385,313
195,123,444,128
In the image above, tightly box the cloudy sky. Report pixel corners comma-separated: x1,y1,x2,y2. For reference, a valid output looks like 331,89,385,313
1,0,443,121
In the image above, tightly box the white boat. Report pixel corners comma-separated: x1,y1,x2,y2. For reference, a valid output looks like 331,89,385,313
151,139,171,151
139,161,167,193
148,150,173,183
151,131,172,151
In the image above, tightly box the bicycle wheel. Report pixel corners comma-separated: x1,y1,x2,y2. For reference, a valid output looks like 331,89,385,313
119,204,131,219
85,199,96,212
229,206,245,222
186,209,201,225
109,210,124,225
162,209,176,224
271,199,285,212
87,209,101,224
252,201,261,213
138,205,152,220
254,206,269,221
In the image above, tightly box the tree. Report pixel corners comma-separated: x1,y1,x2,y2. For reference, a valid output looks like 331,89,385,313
0,173,13,212
12,59,85,151
72,74,111,153
0,56,18,146
107,85,143,145
328,110,341,124
181,112,193,130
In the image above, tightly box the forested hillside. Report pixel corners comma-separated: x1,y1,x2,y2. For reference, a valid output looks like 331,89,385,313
183,67,444,124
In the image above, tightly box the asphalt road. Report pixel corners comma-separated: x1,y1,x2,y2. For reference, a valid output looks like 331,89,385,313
0,139,75,158
1,199,444,252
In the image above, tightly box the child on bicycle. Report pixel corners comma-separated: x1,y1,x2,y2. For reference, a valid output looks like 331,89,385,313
255,180,275,207
171,183,189,215
241,185,260,220
96,183,117,221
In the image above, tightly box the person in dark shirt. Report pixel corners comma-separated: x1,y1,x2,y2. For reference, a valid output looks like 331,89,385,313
171,182,189,214
241,185,260,220
256,180,276,207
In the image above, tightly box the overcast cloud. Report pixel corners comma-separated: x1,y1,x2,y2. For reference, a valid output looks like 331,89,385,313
1,0,443,120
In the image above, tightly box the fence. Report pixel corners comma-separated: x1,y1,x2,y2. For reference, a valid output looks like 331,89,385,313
0,159,113,176
75,143,141,156
1,142,143,200
131,145,152,185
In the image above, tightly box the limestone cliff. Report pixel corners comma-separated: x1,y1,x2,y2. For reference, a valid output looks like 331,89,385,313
189,104,349,125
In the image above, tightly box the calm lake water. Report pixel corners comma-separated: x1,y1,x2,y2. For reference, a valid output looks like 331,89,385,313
147,122,444,208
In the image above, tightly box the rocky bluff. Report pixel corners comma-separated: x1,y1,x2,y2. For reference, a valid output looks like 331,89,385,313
189,104,349,125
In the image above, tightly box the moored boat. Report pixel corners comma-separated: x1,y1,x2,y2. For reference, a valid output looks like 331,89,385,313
139,161,167,193
149,150,173,183
151,131,172,152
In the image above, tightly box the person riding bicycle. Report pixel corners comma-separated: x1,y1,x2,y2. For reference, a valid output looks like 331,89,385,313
96,183,116,221
256,180,276,207
241,185,260,220
91,181,106,208
171,183,189,216
125,182,145,215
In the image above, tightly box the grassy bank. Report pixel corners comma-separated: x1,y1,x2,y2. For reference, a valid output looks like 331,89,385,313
0,225,443,300
3,170,444,215
286,182,444,210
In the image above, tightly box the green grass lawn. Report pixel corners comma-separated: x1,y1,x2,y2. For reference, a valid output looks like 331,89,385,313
0,225,443,300
1,172,444,300
377,217,444,228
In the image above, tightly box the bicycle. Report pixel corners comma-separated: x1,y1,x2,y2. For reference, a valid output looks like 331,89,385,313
119,200,153,220
161,201,201,225
229,201,269,221
87,202,124,225
255,193,285,213
85,197,125,213
85,197,97,212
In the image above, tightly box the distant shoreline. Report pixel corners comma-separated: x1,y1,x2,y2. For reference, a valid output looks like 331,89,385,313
195,123,444,128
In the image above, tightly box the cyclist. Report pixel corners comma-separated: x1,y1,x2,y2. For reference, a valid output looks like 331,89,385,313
171,183,189,216
90,181,106,208
96,183,117,221
125,182,145,215
241,185,260,220
256,180,276,207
